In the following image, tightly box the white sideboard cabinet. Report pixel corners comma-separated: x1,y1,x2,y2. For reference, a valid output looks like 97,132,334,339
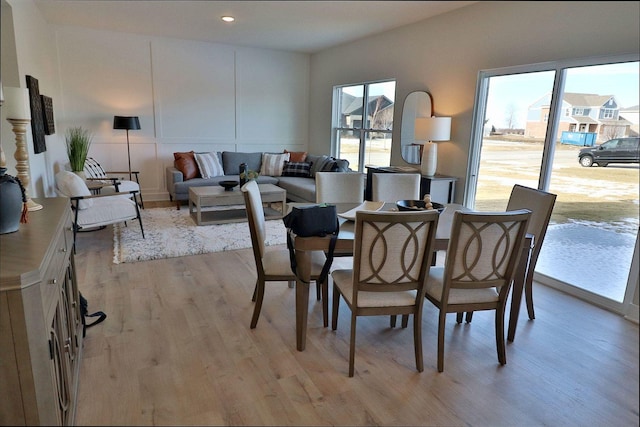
1,197,83,426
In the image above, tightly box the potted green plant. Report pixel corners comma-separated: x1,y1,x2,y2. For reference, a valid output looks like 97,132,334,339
65,127,92,175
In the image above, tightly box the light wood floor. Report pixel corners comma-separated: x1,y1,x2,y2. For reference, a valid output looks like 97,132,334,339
73,211,639,426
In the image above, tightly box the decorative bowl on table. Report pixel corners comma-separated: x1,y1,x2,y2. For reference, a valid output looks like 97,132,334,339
219,180,239,191
396,200,445,213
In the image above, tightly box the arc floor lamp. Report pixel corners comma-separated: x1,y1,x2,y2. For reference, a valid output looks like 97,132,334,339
113,116,140,181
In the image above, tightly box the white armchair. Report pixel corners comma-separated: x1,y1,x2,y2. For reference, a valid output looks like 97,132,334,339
55,170,144,252
84,157,144,208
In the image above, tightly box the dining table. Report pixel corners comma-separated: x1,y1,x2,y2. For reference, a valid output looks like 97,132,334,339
286,202,534,351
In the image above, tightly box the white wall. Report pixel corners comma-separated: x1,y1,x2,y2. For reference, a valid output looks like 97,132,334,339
2,1,310,201
308,1,640,202
1,0,62,200
3,1,639,202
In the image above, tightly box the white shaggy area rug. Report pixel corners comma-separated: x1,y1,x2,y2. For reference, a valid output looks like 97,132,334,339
113,207,286,264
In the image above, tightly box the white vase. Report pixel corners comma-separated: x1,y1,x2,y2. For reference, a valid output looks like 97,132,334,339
73,170,86,180
420,142,437,176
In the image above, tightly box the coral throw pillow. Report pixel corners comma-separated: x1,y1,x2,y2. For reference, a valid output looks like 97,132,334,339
284,150,307,163
174,151,200,180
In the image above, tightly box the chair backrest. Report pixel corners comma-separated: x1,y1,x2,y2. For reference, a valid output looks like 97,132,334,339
316,172,365,204
506,184,556,267
84,157,108,179
352,210,439,299
371,173,421,203
443,210,531,298
241,180,267,262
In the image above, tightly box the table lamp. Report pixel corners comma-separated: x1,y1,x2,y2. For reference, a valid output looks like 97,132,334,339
415,116,451,176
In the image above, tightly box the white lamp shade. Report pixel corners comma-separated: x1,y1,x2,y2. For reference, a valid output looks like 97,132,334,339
415,116,451,142
4,87,30,120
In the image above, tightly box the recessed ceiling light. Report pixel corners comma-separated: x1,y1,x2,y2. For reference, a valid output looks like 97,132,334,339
221,16,235,23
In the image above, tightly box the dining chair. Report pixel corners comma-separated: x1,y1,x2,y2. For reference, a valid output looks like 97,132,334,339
241,180,330,328
331,210,439,377
315,171,366,298
424,209,531,372
316,172,365,204
371,172,420,203
458,184,557,324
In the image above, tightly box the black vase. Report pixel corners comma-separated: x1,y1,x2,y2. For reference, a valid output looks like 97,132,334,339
239,162,248,187
0,167,25,234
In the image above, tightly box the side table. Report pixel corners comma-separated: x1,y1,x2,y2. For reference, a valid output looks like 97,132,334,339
365,165,457,203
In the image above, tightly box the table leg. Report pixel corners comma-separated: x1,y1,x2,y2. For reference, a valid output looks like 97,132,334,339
508,238,532,342
295,249,312,351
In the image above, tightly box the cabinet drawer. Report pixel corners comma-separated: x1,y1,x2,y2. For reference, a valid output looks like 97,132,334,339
41,230,70,311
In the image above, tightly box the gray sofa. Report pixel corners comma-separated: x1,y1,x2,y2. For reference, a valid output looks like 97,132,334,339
166,151,350,208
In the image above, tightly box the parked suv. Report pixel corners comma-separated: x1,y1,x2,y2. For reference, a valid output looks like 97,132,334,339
578,137,640,167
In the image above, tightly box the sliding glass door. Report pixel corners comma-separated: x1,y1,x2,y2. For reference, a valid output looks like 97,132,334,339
466,56,639,313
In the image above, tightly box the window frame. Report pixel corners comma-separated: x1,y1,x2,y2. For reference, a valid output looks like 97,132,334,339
332,79,396,173
466,53,639,318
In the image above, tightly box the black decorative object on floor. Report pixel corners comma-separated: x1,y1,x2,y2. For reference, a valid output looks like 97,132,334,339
79,292,107,337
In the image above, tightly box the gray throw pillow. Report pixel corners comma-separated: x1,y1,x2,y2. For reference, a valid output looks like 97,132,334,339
310,155,333,177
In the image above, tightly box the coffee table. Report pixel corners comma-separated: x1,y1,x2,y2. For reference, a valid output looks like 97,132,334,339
188,184,286,225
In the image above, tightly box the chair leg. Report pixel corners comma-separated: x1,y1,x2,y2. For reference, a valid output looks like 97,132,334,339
316,281,321,301
525,272,536,320
413,310,424,372
251,279,258,302
496,304,507,365
437,310,447,373
390,315,397,328
465,312,473,323
331,284,340,330
250,279,265,328
456,312,463,324
401,314,409,328
348,312,357,377
321,279,329,328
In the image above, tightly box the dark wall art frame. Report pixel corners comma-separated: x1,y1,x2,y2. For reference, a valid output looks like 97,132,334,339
41,95,55,135
25,75,47,153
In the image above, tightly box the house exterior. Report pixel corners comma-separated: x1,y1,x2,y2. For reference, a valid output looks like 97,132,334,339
339,94,394,131
620,105,640,136
525,92,633,142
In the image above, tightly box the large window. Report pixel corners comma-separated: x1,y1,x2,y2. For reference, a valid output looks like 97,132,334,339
466,55,639,316
333,80,396,172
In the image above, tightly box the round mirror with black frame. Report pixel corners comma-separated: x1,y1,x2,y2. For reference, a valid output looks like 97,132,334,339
400,91,433,164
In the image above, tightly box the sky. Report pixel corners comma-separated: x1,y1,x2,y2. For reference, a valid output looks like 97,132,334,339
485,61,639,129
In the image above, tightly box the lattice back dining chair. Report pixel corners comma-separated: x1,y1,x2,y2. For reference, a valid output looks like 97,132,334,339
459,184,557,325
506,184,556,319
84,157,144,208
316,172,365,204
241,180,331,328
424,209,531,372
371,173,420,203
331,210,439,377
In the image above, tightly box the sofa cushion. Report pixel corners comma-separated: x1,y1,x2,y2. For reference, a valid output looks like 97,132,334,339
174,151,200,180
308,155,327,177
282,161,312,178
260,152,290,177
284,150,307,162
194,152,225,178
222,151,263,175
276,176,316,202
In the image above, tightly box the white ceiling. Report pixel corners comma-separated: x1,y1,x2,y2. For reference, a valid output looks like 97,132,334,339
33,1,476,54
